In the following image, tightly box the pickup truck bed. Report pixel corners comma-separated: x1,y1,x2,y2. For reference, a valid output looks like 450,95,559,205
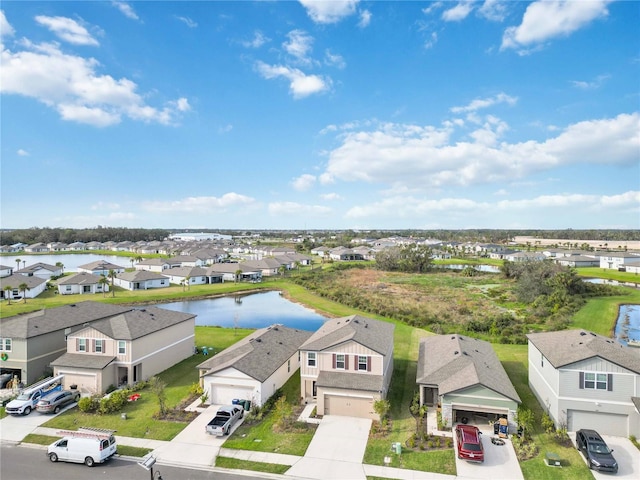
205,405,243,436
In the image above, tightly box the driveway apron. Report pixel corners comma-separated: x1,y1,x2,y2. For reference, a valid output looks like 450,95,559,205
570,433,640,480
285,415,371,480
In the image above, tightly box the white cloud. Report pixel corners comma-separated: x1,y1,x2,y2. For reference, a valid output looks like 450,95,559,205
442,2,474,22
35,16,99,46
175,16,197,28
283,30,314,64
17,148,29,156
268,201,332,216
292,174,317,191
451,92,517,113
424,32,438,50
299,0,358,24
422,2,443,16
320,192,342,200
570,74,610,90
218,124,233,134
346,196,487,219
478,0,508,22
111,1,139,21
1,39,189,127
255,61,330,99
242,30,269,48
502,0,612,52
1,10,15,38
144,193,257,213
324,49,346,69
358,10,371,28
320,113,639,190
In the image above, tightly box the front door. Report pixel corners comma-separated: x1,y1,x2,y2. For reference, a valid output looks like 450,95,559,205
312,381,317,397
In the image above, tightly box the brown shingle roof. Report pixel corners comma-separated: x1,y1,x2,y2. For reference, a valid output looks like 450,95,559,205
300,315,394,355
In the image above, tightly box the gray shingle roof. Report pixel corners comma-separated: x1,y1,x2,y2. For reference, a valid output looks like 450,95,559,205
116,270,166,281
416,334,520,403
527,329,640,374
58,272,102,285
198,325,312,383
50,353,116,369
300,315,394,355
86,306,196,340
0,301,132,339
0,274,47,290
78,260,124,271
316,370,384,392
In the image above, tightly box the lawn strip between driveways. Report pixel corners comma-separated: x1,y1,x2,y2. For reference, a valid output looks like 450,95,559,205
215,456,290,474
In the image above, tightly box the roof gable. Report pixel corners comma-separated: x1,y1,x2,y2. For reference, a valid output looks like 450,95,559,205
300,315,394,355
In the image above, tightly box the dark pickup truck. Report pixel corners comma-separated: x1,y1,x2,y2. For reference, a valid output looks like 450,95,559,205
205,405,244,436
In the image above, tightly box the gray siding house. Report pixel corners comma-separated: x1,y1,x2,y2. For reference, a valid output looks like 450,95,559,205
527,330,640,437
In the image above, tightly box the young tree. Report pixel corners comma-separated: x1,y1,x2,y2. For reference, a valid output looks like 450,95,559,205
273,395,292,430
234,269,242,283
4,285,13,304
18,283,29,303
108,269,116,297
516,406,535,441
98,276,109,297
374,399,391,426
149,376,168,417
185,276,191,290
55,261,64,274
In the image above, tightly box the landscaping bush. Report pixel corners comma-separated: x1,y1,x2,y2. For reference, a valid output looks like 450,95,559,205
77,396,98,413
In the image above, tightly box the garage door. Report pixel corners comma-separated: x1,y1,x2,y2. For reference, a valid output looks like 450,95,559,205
324,395,375,420
567,410,628,437
209,384,254,406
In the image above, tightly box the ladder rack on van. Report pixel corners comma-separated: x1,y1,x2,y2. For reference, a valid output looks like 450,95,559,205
57,427,115,439
22,375,64,395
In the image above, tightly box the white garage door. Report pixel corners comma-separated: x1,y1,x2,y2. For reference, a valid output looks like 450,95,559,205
209,384,254,406
567,410,628,437
324,395,375,420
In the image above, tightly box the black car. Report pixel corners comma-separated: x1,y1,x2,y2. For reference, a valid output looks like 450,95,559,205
576,429,618,473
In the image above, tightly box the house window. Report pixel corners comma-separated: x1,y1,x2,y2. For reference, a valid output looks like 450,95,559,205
0,338,11,351
584,372,608,390
335,354,345,369
541,355,544,367
65,286,72,292
358,356,368,371
78,338,87,352
307,352,316,367
287,359,291,373
118,341,126,355
94,339,104,353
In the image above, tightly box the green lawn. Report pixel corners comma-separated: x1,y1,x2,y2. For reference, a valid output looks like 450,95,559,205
215,456,290,474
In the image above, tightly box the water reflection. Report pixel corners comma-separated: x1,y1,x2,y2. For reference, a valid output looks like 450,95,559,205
159,290,327,331
441,264,501,273
614,304,640,347
0,253,133,272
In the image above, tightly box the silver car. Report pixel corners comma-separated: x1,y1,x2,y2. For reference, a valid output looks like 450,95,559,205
36,390,81,414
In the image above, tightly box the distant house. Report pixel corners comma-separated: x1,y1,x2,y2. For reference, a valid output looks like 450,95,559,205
242,258,284,276
52,306,196,394
599,253,640,271
504,251,546,262
0,302,132,385
416,334,521,432
57,272,108,295
0,264,13,278
77,260,125,276
299,315,394,420
0,274,47,300
206,263,261,283
328,247,365,261
24,243,49,253
554,255,600,268
161,266,208,286
135,258,175,272
527,329,640,437
114,270,169,291
15,262,62,280
198,325,312,406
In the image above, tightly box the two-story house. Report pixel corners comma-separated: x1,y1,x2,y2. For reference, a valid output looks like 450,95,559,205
299,315,394,420
51,306,196,394
527,329,640,437
0,302,132,385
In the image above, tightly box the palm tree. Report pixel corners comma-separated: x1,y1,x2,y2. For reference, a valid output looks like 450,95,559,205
98,276,109,297
108,269,116,297
185,276,191,291
234,269,243,283
15,259,21,272
55,261,64,274
18,282,29,303
135,255,143,264
4,285,13,304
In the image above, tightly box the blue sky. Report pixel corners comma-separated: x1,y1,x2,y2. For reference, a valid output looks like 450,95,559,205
1,1,638,231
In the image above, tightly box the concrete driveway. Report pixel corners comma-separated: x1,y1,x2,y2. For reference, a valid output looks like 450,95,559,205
454,424,523,480
570,433,640,479
285,415,372,480
153,404,243,468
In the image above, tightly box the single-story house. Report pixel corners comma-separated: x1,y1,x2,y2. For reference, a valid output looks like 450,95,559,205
77,260,125,276
599,253,640,270
416,334,521,432
0,302,132,385
161,266,209,286
554,255,600,268
15,262,62,280
527,329,640,437
299,315,395,420
135,258,176,272
52,306,196,394
114,270,170,290
206,263,261,282
57,272,108,295
0,274,47,300
0,265,13,278
198,325,312,406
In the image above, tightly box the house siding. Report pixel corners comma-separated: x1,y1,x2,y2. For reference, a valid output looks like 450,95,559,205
559,369,634,402
528,341,561,420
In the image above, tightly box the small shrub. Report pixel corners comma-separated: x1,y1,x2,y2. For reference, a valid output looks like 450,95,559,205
77,396,98,413
189,382,204,396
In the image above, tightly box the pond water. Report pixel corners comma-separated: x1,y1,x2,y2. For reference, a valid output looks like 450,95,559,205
614,304,640,346
0,254,134,272
158,290,328,332
584,278,640,289
442,264,501,273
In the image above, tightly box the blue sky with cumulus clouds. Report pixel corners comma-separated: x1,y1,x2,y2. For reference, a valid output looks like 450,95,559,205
1,0,638,230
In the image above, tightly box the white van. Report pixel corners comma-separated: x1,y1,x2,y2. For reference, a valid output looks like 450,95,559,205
47,429,117,467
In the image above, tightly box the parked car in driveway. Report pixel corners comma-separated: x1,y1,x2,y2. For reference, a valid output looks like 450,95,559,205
576,429,618,473
206,405,244,436
455,424,484,463
36,390,80,414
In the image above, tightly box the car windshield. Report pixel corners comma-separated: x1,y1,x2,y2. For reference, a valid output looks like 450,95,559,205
589,442,611,454
16,393,31,400
463,443,482,451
